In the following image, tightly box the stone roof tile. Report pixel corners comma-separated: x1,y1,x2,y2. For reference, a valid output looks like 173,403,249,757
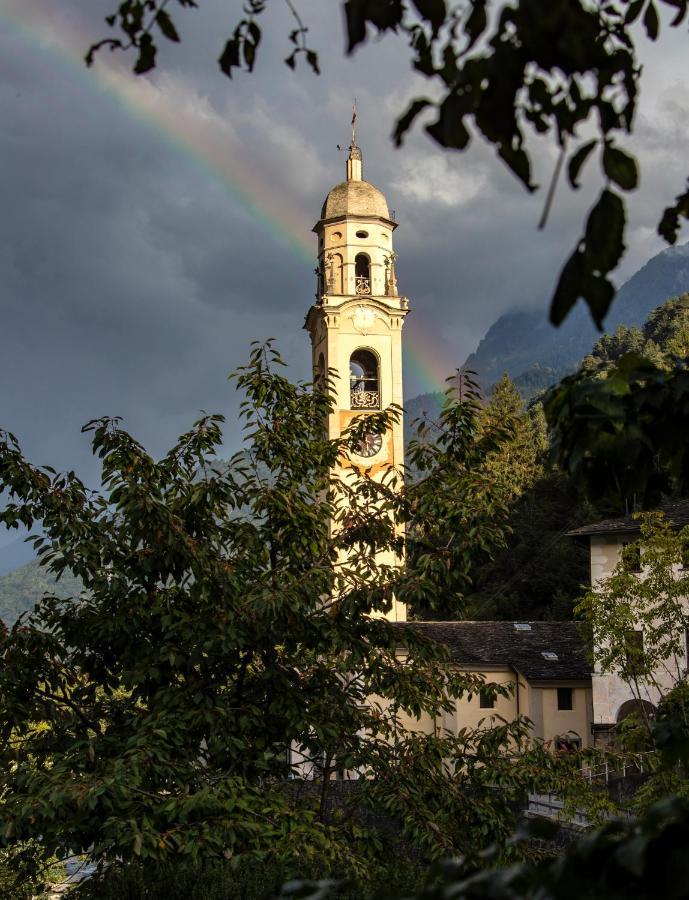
398,620,591,682
567,499,689,537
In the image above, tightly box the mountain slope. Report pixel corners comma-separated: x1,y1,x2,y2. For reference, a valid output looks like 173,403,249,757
0,560,82,626
464,242,689,392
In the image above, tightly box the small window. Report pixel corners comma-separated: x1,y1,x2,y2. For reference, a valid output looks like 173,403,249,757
542,651,559,661
355,230,369,238
332,231,342,240
557,688,573,711
513,623,531,631
479,689,495,709
624,629,644,674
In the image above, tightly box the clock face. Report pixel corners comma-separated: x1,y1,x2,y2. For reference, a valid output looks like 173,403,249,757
355,431,383,459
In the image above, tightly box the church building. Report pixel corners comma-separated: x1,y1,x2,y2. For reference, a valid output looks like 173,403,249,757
302,121,593,750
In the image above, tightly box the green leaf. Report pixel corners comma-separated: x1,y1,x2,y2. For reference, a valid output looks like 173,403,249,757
464,0,487,51
643,1,659,39
624,0,645,23
658,183,689,244
344,0,367,52
603,144,639,191
393,98,432,146
426,94,470,149
218,38,240,77
568,140,597,189
550,247,586,326
155,9,180,43
498,141,535,192
134,33,156,75
585,188,626,275
411,0,447,34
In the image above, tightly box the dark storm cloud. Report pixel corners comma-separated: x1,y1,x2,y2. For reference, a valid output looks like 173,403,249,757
1,0,687,489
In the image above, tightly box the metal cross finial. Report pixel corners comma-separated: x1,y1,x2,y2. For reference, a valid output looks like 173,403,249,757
351,99,357,148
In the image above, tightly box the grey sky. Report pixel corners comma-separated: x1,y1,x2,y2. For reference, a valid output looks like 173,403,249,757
1,0,688,485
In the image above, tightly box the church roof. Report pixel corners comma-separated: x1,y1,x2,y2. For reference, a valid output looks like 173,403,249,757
320,179,390,221
567,499,689,537
399,620,591,682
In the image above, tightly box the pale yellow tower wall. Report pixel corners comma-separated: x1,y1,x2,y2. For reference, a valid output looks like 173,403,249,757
305,143,408,623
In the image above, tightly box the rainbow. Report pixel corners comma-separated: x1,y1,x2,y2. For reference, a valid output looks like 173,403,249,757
1,0,453,393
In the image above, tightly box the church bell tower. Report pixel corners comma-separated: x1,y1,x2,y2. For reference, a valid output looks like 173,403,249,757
304,119,409,622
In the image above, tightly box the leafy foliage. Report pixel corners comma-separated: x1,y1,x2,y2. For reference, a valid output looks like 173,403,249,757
73,854,426,900
403,372,514,616
291,795,689,899
441,376,590,622
0,344,583,889
90,0,689,328
545,351,689,509
464,469,593,622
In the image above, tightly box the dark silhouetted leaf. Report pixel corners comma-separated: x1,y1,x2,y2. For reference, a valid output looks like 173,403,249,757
658,182,689,244
411,0,447,35
550,246,586,326
393,98,432,146
498,142,535,191
155,9,180,43
624,0,645,23
464,0,487,51
643,0,660,38
603,144,639,191
218,37,240,77
134,33,156,74
586,188,626,275
568,140,597,189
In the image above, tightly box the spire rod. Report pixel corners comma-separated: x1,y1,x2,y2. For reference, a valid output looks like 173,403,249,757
347,99,363,181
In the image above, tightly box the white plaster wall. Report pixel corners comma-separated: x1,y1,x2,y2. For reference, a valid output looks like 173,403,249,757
589,534,689,724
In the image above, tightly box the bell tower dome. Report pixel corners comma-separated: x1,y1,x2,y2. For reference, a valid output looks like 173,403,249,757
304,116,409,622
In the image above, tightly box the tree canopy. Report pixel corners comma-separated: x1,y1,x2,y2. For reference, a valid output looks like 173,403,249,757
88,0,689,330
0,345,586,891
544,296,689,510
582,293,689,372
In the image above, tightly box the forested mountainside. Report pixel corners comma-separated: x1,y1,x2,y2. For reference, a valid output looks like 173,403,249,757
0,560,82,626
463,241,689,397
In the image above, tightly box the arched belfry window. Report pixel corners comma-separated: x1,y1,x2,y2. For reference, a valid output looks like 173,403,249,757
350,349,379,409
355,254,371,295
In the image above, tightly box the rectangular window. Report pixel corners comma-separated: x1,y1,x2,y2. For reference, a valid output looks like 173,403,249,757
557,687,573,711
479,689,495,709
624,629,644,672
